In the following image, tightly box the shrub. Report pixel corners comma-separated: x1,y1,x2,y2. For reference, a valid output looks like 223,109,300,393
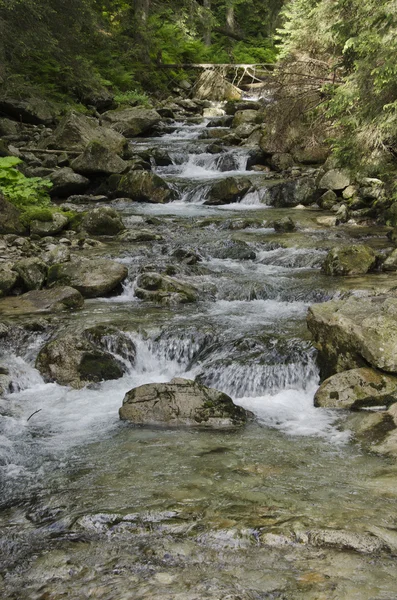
0,157,52,210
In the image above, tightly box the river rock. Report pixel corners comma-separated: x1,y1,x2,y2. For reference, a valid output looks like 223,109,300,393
0,194,27,235
269,153,294,172
43,245,71,266
119,377,249,429
232,110,258,128
267,177,317,207
204,177,251,206
150,148,173,167
344,411,396,448
314,368,397,409
307,295,397,378
293,145,329,165
135,272,197,304
48,168,90,198
71,141,128,176
172,248,201,265
84,325,136,366
211,240,256,260
235,123,260,139
47,257,128,298
0,286,83,315
316,216,337,227
36,333,124,388
322,245,376,276
0,96,56,125
382,249,397,271
119,229,162,242
318,169,351,191
30,212,69,237
102,107,161,137
42,112,126,154
0,263,18,297
117,170,173,203
81,207,125,236
302,529,384,554
318,189,338,210
272,217,296,233
14,257,47,291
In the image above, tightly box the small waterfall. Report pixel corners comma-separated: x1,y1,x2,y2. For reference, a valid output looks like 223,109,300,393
175,150,249,179
180,183,213,204
256,247,327,269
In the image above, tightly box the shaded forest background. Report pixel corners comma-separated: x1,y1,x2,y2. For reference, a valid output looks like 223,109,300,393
1,0,397,176
0,0,283,102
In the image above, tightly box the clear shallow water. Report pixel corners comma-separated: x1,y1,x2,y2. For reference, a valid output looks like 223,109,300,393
1,114,397,599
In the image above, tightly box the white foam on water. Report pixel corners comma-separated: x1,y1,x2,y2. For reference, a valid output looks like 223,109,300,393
236,384,350,443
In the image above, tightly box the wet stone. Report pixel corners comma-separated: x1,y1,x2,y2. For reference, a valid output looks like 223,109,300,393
119,377,250,429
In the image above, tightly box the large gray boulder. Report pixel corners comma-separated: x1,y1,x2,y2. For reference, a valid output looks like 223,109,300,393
117,170,173,203
42,112,126,154
0,286,84,315
314,368,397,409
30,212,69,237
102,107,161,137
204,177,251,206
119,377,249,429
71,141,128,176
307,295,397,378
14,257,47,291
267,177,317,207
0,96,56,125
0,194,27,235
81,207,125,236
47,257,128,298
48,168,90,198
36,333,124,388
322,245,377,276
318,169,351,191
135,272,197,305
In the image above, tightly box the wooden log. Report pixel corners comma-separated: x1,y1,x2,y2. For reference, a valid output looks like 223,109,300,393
134,63,276,70
18,147,80,156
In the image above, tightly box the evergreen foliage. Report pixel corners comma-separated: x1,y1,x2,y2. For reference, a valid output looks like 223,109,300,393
278,0,397,175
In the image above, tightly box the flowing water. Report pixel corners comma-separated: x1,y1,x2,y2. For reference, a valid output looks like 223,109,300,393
1,113,397,600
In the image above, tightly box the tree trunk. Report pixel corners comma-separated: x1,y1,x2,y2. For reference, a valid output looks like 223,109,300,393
203,0,211,46
133,0,150,62
226,2,235,33
135,0,150,25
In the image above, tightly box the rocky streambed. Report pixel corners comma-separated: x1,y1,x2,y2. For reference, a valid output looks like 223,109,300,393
1,99,397,599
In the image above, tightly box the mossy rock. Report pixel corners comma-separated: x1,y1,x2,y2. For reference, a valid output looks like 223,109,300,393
119,377,250,429
322,245,376,276
117,171,173,204
36,333,124,388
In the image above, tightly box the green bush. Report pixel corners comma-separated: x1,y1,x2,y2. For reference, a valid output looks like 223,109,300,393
113,89,151,106
0,157,52,210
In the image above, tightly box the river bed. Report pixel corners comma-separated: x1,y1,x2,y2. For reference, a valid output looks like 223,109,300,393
1,115,397,599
